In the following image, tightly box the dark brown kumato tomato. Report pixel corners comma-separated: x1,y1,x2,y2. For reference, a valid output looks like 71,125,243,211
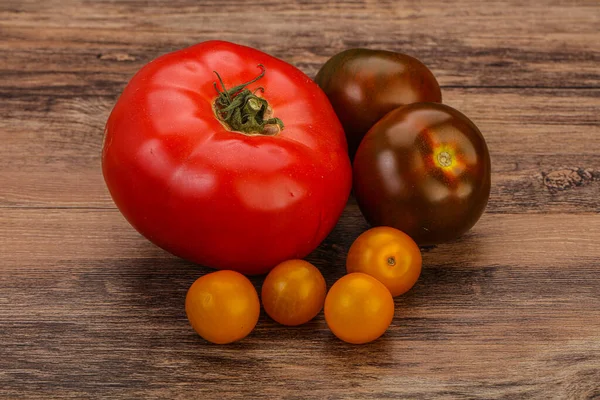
353,102,491,246
315,49,442,160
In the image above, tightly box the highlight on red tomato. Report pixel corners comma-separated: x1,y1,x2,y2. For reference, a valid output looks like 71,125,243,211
347,227,422,297
315,48,441,160
261,259,326,326
353,102,491,246
324,272,395,344
185,270,260,344
102,40,352,275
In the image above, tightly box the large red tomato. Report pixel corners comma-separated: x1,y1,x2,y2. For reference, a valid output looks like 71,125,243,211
102,41,351,274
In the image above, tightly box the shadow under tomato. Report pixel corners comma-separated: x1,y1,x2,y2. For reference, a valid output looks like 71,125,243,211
109,197,493,360
320,331,397,379
304,197,370,286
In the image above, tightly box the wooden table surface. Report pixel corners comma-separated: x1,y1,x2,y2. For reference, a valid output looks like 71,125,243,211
2,0,599,398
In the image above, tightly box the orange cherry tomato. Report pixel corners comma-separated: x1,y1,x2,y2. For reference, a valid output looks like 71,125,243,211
324,273,394,344
346,227,422,297
185,270,260,344
261,260,327,326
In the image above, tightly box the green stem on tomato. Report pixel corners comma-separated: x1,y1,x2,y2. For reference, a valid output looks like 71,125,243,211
212,64,284,135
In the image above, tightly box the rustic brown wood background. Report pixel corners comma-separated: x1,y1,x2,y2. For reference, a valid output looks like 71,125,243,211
1,0,599,398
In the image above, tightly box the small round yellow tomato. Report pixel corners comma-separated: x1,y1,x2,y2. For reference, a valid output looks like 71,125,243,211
324,272,394,344
185,270,260,344
261,260,326,326
347,227,422,297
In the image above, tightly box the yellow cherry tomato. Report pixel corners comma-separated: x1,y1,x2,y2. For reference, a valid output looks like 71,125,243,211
324,272,394,344
346,227,422,297
261,260,327,326
185,270,260,344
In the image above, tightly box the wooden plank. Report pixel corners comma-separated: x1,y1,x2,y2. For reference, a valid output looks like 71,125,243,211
1,0,599,90
2,157,599,213
3,89,599,161
1,208,599,398
7,155,597,212
1,89,599,212
1,208,599,268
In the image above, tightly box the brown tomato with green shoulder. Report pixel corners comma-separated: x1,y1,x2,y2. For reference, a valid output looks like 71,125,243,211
315,49,442,160
353,102,491,246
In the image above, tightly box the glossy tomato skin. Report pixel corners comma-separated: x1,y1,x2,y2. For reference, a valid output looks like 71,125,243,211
346,227,421,297
102,41,352,274
315,49,441,160
186,270,260,344
261,259,326,326
324,272,394,344
353,103,491,246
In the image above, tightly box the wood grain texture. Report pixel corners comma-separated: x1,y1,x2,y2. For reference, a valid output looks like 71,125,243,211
2,89,599,213
2,208,600,399
1,0,599,398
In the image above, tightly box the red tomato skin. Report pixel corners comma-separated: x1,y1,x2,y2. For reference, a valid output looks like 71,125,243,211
102,41,352,274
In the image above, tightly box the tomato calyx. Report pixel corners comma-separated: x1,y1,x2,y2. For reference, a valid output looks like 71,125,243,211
213,64,285,135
